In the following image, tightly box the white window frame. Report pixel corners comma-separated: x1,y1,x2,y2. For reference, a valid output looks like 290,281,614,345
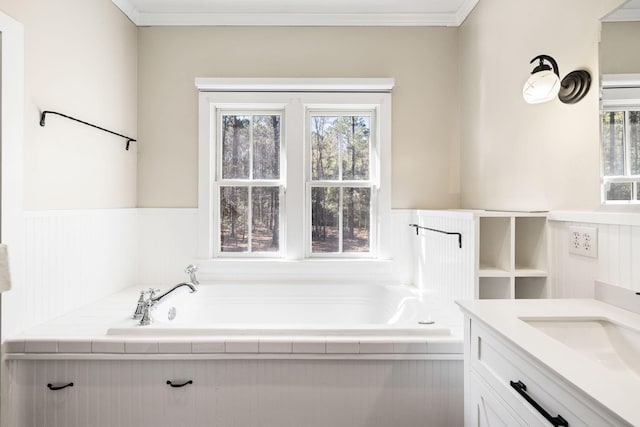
600,74,640,205
196,78,394,282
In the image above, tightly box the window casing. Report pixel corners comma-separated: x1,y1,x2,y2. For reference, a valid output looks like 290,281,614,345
196,79,393,272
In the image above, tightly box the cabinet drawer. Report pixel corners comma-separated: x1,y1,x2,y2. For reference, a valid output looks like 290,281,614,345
469,371,526,427
470,319,626,427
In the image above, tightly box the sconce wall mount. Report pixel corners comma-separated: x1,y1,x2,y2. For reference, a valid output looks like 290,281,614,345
522,54,591,105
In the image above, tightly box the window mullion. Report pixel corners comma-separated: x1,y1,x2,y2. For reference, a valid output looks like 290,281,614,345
247,185,253,253
338,187,344,253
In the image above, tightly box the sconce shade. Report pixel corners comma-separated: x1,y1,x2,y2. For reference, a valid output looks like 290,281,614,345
523,70,561,104
523,55,561,104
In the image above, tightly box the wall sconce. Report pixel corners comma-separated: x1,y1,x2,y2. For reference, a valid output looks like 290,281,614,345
522,55,591,104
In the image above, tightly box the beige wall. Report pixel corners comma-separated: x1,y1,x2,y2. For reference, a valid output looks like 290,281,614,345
137,26,460,209
459,0,623,211
601,21,640,75
0,0,137,209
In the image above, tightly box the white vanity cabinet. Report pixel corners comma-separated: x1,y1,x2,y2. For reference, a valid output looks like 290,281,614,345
463,314,631,427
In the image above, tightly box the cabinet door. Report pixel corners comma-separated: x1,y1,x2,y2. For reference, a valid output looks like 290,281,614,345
468,373,525,427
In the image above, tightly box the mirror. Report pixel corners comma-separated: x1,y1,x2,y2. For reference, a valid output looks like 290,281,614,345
600,1,640,75
599,1,640,203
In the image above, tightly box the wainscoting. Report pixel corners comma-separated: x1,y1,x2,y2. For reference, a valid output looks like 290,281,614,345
8,358,463,427
549,216,640,298
3,210,137,338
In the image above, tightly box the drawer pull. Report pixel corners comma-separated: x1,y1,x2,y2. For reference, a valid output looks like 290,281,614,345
47,382,74,391
166,380,193,388
510,380,568,427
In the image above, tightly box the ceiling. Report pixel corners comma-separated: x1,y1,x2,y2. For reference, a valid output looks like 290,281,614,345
111,0,480,26
603,0,640,21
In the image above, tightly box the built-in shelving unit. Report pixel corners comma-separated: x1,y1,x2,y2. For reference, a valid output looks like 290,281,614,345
473,211,548,300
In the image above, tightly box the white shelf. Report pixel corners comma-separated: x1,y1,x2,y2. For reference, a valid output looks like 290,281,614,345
478,267,511,277
514,268,547,277
474,211,548,300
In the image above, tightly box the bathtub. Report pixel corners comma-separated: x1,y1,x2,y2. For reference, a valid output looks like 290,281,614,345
107,283,452,336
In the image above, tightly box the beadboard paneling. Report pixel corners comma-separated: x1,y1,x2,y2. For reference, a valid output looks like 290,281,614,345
549,220,640,297
8,359,463,427
413,210,475,319
2,210,137,338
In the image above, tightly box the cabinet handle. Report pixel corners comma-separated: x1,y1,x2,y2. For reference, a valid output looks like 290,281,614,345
166,380,193,388
47,382,74,391
510,380,568,427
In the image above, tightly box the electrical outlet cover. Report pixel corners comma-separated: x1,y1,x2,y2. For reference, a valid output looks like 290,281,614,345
568,226,598,258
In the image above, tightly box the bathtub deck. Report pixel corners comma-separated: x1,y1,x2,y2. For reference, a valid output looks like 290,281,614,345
5,284,463,360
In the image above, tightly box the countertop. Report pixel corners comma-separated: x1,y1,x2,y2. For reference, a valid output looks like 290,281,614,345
457,298,640,426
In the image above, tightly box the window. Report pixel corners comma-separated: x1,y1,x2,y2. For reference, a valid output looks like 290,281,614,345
600,74,640,204
309,112,374,255
196,79,393,265
218,112,283,255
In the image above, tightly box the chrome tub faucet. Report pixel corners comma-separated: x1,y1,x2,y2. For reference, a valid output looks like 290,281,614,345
133,264,199,325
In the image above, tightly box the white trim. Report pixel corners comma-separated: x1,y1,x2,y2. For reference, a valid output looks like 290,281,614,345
602,74,640,88
548,211,640,226
197,83,393,279
0,13,24,306
196,78,394,93
110,0,477,27
454,0,480,26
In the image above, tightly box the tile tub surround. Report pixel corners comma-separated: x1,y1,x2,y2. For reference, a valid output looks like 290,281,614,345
5,284,463,360
457,298,640,426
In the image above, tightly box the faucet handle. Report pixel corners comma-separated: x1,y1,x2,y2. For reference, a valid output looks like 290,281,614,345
132,289,158,319
185,264,198,284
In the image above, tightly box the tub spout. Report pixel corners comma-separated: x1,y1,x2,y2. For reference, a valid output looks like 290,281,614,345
151,282,197,304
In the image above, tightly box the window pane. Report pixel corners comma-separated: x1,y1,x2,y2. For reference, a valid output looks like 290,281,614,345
222,115,250,179
340,116,370,180
606,182,632,201
630,111,640,175
601,111,625,176
343,188,370,252
253,115,280,180
311,116,339,180
311,187,339,252
220,187,248,252
251,187,279,252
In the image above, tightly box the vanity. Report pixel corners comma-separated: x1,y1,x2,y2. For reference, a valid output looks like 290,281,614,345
457,298,640,427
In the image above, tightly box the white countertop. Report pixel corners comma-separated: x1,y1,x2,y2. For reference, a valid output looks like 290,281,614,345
3,286,464,359
457,298,640,426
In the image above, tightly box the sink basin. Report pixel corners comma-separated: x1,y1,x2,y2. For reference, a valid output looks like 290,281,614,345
521,317,640,377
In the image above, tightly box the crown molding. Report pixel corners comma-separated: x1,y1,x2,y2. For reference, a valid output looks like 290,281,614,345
112,0,480,27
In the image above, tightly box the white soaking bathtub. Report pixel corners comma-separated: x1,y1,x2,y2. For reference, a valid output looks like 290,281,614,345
107,282,452,336
7,283,464,427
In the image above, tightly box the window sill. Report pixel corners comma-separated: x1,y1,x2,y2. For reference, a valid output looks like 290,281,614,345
195,258,397,284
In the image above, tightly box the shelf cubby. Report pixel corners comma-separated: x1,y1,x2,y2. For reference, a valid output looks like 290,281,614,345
515,277,547,299
514,216,547,272
479,277,512,300
479,217,511,274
